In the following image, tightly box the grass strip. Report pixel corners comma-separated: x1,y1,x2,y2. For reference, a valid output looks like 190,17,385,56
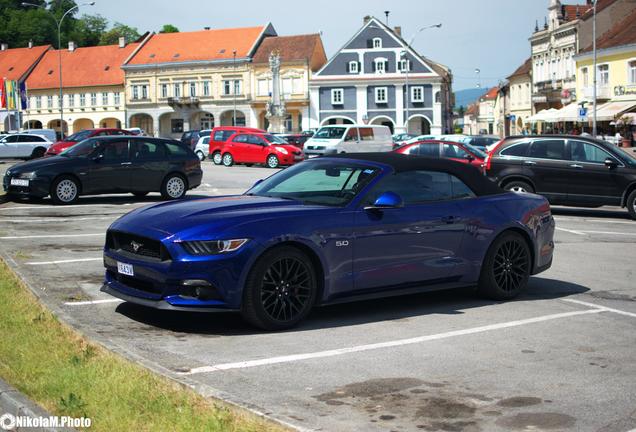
0,258,285,432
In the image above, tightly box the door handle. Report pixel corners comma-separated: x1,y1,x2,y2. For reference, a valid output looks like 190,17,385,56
120,162,132,166
441,216,455,224
569,164,583,169
523,160,536,166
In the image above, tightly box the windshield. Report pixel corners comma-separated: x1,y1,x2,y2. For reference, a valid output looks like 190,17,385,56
313,127,347,140
60,138,101,157
266,134,288,144
463,142,487,159
247,160,381,206
65,130,93,142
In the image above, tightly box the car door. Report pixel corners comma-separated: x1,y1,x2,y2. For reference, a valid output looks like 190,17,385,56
17,135,47,157
130,139,170,192
526,139,569,198
248,135,270,163
413,142,442,158
341,128,360,152
228,134,250,162
358,127,375,152
87,139,131,193
0,135,20,157
352,170,464,292
565,139,625,206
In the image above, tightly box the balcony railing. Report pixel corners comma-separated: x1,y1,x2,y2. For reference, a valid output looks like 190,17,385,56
582,86,611,100
167,96,199,107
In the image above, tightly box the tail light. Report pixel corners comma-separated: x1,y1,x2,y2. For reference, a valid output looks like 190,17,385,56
484,139,505,172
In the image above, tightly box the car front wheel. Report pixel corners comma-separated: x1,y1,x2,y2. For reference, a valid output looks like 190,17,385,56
241,246,317,330
478,231,531,300
161,174,187,200
626,190,636,220
222,153,234,167
51,176,80,205
212,152,222,165
195,150,205,161
266,154,279,168
503,180,534,194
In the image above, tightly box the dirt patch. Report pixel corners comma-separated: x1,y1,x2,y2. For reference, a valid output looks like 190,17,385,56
314,378,424,402
496,412,576,429
415,398,477,419
497,397,542,408
590,290,635,302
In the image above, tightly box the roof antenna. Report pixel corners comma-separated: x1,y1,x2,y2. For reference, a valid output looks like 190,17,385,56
384,10,390,25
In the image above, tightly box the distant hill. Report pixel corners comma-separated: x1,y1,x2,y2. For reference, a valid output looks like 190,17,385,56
454,88,485,109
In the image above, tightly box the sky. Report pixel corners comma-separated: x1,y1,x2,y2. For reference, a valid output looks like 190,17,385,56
86,0,557,91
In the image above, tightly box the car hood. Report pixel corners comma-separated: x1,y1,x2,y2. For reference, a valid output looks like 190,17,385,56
5,155,75,174
110,195,327,241
273,144,302,152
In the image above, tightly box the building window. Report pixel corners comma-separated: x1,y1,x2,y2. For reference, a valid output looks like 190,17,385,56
68,94,74,108
331,88,343,105
174,83,181,98
80,94,86,106
223,80,242,95
114,92,120,105
203,80,210,96
46,95,53,108
36,96,42,109
284,114,293,132
234,80,242,95
398,59,411,72
375,87,388,104
348,61,359,74
372,37,382,48
132,85,139,100
629,61,636,85
374,58,387,74
257,78,270,96
102,92,108,106
581,67,589,87
90,93,97,106
411,86,424,103
141,85,148,99
598,64,609,86
189,82,197,97
160,83,168,98
171,119,184,133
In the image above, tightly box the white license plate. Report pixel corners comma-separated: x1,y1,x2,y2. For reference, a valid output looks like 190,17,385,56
117,262,134,276
10,178,29,187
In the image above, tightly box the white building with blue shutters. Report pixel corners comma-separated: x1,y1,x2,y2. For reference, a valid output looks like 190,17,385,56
308,16,453,135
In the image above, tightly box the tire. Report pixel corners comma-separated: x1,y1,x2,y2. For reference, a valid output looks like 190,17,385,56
50,175,80,205
132,191,149,198
266,154,279,169
503,180,534,194
212,152,222,165
626,189,636,220
30,147,46,159
222,153,234,167
241,246,317,330
195,150,206,161
478,231,531,300
160,174,187,200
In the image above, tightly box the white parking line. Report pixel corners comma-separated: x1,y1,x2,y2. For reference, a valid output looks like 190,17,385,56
562,298,636,319
0,233,103,240
555,227,586,235
26,258,102,266
64,299,122,306
3,217,114,223
0,203,136,211
554,217,635,225
555,227,636,236
182,308,604,375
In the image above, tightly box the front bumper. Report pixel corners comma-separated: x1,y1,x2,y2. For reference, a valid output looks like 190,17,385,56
3,174,50,198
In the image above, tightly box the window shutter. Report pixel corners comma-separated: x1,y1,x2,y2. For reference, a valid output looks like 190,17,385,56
371,61,376,72
357,61,362,73
385,61,389,72
366,39,373,48
346,62,350,73
397,61,402,71
408,60,412,71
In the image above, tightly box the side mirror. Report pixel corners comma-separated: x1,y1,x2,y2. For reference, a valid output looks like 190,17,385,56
252,179,264,188
365,191,403,211
465,154,475,162
92,153,104,162
604,158,618,169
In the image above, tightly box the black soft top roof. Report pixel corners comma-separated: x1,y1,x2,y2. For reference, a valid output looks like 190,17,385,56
327,152,505,196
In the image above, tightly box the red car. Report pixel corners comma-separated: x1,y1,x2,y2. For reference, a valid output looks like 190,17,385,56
208,126,265,165
220,132,304,168
46,128,133,156
394,140,486,170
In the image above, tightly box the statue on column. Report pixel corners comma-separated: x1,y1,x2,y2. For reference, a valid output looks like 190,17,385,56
265,49,287,133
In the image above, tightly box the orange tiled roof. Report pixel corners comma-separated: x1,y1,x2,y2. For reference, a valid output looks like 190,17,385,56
465,103,478,116
0,45,51,81
562,4,590,22
126,26,269,65
581,7,636,52
507,58,532,80
579,0,619,20
26,43,139,90
481,87,499,101
252,34,326,70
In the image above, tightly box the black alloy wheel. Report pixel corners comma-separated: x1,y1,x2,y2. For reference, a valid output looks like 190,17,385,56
478,231,531,300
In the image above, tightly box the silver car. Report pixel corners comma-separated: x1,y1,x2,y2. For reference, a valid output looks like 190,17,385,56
0,133,52,159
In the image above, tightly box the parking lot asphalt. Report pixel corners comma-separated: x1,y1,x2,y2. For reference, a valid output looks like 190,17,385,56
1,159,635,432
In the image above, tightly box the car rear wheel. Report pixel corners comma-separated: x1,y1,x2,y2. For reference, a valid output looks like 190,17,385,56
195,150,206,161
503,180,534,194
212,152,222,165
222,153,234,167
241,246,317,330
30,147,46,159
478,231,531,300
266,154,279,169
160,174,187,200
626,190,636,220
51,176,80,205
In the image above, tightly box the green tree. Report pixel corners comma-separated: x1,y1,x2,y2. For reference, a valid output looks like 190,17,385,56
71,14,108,47
159,24,179,33
99,22,141,45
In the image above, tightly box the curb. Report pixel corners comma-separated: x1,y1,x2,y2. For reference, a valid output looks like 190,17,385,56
0,378,75,432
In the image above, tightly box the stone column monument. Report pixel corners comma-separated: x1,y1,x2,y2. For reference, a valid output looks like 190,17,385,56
265,49,287,133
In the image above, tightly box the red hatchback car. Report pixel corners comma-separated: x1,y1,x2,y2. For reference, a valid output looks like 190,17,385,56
220,132,303,168
46,128,133,156
394,140,486,170
208,126,265,165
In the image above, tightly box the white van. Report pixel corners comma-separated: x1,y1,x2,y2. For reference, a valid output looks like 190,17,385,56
23,128,57,142
303,125,393,156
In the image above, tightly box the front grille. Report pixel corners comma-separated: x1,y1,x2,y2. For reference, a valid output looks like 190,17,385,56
106,230,170,261
108,270,161,294
293,151,301,155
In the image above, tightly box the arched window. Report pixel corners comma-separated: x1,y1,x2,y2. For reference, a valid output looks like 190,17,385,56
372,37,382,48
434,91,441,103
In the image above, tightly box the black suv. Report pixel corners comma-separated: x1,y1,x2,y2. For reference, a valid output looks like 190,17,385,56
485,135,636,219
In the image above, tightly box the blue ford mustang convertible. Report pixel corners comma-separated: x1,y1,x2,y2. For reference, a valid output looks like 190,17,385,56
101,153,555,330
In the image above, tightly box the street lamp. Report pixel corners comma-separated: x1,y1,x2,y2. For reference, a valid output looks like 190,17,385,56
591,0,598,137
400,23,442,134
22,1,96,138
232,49,237,126
475,68,481,89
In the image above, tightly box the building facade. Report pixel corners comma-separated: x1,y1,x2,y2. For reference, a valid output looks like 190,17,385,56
507,58,533,134
250,34,327,132
123,25,277,138
25,39,140,136
476,87,498,135
309,16,453,135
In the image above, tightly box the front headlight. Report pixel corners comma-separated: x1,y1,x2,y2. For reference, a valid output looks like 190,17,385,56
180,239,249,256
275,147,289,155
18,171,37,180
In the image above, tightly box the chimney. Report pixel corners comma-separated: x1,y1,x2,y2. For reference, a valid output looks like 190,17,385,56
0,43,8,51
28,40,33,49
68,41,76,52
118,36,126,48
363,15,372,25
394,26,402,37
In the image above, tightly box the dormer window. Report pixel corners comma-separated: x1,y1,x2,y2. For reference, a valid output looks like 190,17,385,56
348,61,359,74
373,58,388,74
372,38,382,48
397,59,412,72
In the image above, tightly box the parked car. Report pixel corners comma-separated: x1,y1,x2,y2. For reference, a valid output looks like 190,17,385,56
125,127,147,136
458,135,502,152
3,136,202,205
272,133,312,149
395,139,486,170
22,128,57,142
208,126,266,165
405,134,441,144
46,128,133,156
180,129,213,149
194,135,210,161
303,125,393,156
392,133,416,148
100,153,555,330
220,132,303,168
484,135,636,219
0,133,52,159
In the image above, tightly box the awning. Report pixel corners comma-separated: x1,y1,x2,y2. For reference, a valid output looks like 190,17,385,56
553,103,583,122
527,108,559,122
610,112,636,126
593,101,636,121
